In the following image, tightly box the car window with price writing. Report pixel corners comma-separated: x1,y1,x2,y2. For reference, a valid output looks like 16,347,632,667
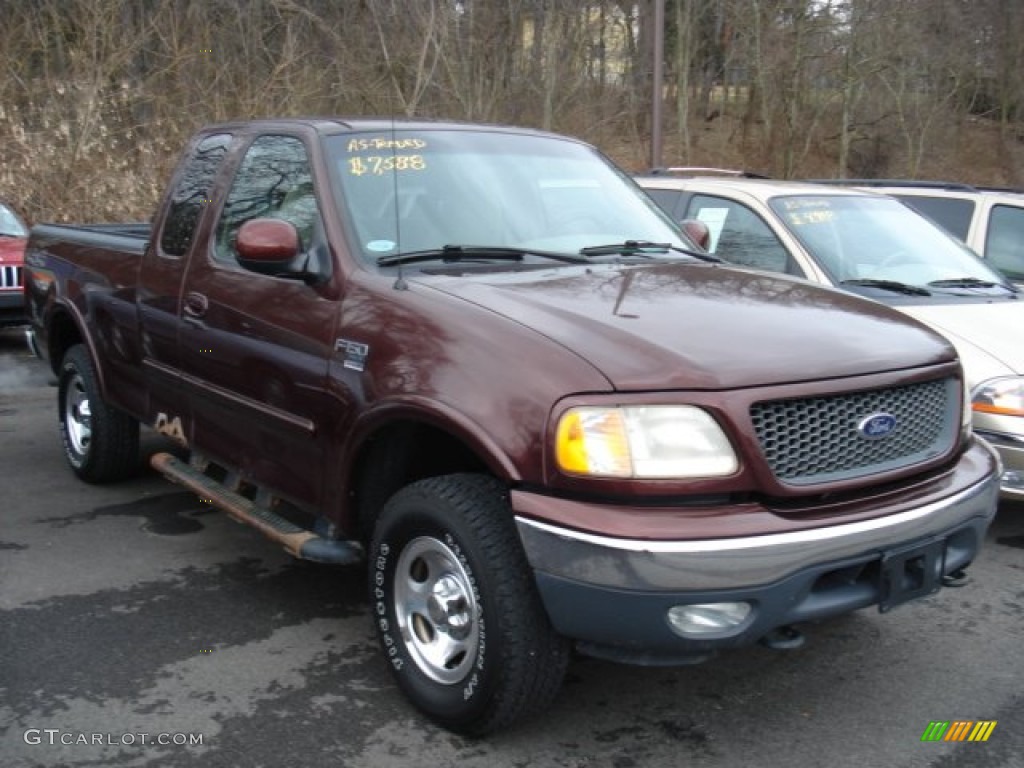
770,195,1008,286
325,130,685,262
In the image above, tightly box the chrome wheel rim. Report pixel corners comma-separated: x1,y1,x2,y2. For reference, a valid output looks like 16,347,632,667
393,536,480,684
64,372,92,456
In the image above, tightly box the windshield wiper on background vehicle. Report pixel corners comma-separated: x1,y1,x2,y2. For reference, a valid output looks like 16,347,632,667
377,245,588,267
579,240,721,263
926,277,1018,296
927,277,1001,288
839,278,932,296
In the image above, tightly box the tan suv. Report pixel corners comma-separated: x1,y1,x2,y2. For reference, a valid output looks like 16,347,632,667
810,180,1024,284
636,170,1024,500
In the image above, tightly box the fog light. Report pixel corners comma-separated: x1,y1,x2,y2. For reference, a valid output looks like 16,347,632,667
667,602,752,637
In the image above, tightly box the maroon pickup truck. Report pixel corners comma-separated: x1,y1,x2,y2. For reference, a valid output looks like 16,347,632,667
24,118,999,734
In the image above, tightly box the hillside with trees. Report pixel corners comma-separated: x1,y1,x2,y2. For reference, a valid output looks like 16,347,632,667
3,0,1023,223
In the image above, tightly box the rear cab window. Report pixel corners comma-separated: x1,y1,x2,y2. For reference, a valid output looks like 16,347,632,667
159,133,233,258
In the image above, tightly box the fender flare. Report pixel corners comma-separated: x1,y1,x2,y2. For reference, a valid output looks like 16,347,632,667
46,298,109,399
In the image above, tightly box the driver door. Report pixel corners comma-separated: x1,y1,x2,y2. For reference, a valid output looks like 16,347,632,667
177,133,337,510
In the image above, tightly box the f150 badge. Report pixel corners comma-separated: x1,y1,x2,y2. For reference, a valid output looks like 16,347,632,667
858,412,898,439
335,338,369,371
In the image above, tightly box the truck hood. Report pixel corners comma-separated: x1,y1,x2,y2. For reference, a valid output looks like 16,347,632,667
897,301,1024,386
421,263,956,390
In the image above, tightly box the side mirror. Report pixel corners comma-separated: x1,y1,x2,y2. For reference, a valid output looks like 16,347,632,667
680,218,711,251
236,218,300,276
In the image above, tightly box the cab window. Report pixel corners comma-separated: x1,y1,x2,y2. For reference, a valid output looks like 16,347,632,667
893,195,974,241
642,187,685,218
683,194,801,275
985,204,1024,281
214,135,321,266
159,133,232,258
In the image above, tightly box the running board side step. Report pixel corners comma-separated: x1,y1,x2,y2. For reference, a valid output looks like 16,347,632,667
151,452,363,566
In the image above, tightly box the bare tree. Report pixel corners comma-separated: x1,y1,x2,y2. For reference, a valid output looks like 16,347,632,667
5,0,1024,222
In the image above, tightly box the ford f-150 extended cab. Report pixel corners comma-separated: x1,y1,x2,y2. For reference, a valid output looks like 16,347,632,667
24,119,999,735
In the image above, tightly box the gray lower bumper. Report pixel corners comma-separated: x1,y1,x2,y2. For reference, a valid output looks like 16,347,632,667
515,461,999,594
514,442,999,661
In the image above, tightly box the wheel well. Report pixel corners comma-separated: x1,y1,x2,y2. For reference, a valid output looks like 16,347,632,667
47,310,83,374
350,421,493,544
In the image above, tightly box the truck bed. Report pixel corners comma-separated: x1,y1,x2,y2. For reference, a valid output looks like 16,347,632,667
30,222,150,255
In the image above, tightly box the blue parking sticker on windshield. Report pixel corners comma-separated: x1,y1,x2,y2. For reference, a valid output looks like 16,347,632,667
367,240,396,252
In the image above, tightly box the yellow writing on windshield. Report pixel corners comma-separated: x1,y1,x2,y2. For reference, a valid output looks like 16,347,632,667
348,155,426,176
788,209,835,226
347,137,427,151
780,197,831,210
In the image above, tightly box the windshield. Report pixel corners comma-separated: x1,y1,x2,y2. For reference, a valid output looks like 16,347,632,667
0,204,27,237
324,129,690,264
768,195,1012,290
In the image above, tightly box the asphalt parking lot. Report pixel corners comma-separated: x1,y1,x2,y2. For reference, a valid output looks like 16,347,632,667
1,326,1022,768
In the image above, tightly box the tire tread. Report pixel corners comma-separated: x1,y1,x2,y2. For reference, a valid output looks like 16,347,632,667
60,345,140,483
373,473,569,735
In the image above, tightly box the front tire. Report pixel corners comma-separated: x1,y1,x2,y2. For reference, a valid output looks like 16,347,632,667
58,344,139,483
370,474,569,735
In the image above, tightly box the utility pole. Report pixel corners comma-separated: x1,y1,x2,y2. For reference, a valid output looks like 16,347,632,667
650,0,665,170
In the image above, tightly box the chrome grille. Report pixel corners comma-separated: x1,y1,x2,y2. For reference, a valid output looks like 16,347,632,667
750,378,958,485
0,265,21,290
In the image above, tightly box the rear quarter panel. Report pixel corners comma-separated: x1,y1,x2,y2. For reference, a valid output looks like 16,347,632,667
26,225,148,418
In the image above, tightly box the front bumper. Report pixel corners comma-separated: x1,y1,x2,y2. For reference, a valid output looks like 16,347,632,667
513,440,1000,663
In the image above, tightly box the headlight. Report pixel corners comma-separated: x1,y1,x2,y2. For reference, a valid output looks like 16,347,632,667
972,376,1024,417
555,405,738,479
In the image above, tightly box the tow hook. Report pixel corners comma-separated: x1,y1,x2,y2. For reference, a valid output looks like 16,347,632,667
942,568,970,588
759,625,805,650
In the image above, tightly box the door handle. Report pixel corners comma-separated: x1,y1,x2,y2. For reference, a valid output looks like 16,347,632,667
183,292,209,318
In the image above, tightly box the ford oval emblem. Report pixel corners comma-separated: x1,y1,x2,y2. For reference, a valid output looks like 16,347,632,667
857,413,898,439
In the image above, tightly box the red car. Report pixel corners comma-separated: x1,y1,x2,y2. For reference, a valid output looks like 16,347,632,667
0,201,28,327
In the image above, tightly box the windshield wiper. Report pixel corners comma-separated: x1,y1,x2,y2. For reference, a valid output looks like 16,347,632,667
840,278,931,296
579,240,721,263
377,244,588,267
927,277,1002,289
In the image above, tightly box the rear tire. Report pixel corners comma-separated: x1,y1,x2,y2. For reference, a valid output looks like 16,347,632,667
369,474,569,735
58,344,139,483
